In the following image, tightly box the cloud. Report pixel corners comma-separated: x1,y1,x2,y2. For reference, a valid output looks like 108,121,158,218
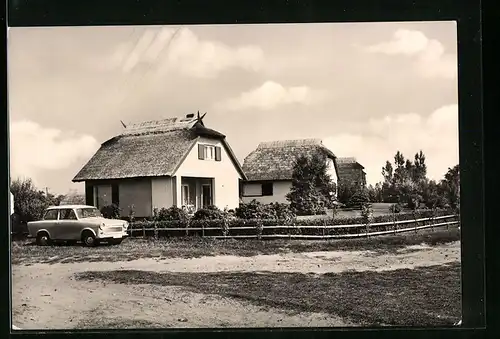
216,81,328,111
9,120,99,186
323,104,459,185
365,29,457,79
104,27,265,78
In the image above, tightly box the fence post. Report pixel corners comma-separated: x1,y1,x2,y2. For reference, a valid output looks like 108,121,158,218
202,222,205,238
142,223,145,238
323,219,326,239
393,212,397,235
414,214,418,234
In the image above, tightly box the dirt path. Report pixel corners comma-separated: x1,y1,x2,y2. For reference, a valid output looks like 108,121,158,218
12,241,460,330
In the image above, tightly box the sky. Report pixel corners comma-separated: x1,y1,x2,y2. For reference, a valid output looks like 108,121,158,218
8,22,458,195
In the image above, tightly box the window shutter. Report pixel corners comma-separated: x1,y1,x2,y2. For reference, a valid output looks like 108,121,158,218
215,146,222,161
198,144,205,160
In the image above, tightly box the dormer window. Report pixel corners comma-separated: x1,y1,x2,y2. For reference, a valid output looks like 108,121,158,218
205,145,215,160
198,144,222,161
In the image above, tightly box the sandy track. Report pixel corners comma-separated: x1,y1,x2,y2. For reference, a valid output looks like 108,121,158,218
11,241,460,330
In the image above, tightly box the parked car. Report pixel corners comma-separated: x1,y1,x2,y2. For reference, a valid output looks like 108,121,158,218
27,205,129,247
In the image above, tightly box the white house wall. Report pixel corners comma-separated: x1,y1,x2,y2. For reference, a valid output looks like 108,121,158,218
151,177,174,211
174,137,241,210
326,157,339,195
242,181,293,205
10,192,14,216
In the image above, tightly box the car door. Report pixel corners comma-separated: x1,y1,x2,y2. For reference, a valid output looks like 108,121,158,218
58,208,80,240
40,209,59,239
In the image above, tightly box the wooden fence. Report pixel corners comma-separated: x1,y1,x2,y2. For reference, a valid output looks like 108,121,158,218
127,214,459,240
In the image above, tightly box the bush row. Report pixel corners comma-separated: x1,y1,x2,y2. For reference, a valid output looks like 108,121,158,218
102,201,296,222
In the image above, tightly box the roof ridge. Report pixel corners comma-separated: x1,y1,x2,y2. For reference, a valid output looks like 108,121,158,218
257,138,323,149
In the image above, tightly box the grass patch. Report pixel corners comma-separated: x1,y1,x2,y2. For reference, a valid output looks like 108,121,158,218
75,262,461,327
76,317,169,329
11,226,460,265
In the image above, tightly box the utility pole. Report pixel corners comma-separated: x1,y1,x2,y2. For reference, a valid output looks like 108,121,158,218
45,187,49,196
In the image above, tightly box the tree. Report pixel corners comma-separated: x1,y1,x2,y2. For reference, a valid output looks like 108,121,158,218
440,165,460,210
337,181,356,205
420,180,446,209
10,178,52,222
347,188,370,208
380,150,430,208
286,151,337,215
366,184,383,203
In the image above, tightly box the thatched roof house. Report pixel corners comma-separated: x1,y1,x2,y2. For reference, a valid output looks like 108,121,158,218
336,157,367,187
240,139,339,204
73,113,246,217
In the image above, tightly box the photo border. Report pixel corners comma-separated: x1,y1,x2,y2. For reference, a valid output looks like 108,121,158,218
2,0,486,338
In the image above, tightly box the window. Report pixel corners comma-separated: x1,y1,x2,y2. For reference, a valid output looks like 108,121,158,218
76,208,102,219
60,209,77,220
262,183,273,196
198,144,222,161
205,145,215,160
43,209,58,220
181,184,190,206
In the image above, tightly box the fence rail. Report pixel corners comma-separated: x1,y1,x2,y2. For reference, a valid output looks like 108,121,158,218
127,215,459,239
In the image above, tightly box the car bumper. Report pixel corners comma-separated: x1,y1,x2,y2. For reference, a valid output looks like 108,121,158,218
97,231,129,240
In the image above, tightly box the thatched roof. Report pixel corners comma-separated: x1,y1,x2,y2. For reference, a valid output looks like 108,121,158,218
337,157,365,169
73,114,246,182
242,139,338,181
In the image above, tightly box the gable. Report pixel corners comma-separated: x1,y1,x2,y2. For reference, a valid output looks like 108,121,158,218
173,136,244,179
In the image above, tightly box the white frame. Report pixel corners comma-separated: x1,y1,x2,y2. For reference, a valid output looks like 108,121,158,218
203,145,216,160
181,184,190,207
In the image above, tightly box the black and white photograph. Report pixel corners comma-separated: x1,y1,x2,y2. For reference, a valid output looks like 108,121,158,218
8,21,461,330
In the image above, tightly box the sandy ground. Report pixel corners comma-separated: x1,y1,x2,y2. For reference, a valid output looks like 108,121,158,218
12,241,460,330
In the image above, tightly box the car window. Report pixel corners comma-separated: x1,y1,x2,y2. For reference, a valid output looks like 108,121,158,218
76,208,102,219
60,209,77,220
44,210,58,220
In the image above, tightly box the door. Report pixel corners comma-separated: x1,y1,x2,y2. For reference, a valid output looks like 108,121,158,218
58,208,80,240
202,184,212,208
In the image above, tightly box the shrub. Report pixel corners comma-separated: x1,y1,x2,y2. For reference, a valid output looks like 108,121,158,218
346,189,370,209
192,205,225,220
10,178,55,222
100,204,121,219
267,202,296,220
156,206,189,222
389,203,402,214
235,200,264,219
236,200,296,220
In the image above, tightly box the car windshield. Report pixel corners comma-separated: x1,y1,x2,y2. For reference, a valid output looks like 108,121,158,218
75,208,102,219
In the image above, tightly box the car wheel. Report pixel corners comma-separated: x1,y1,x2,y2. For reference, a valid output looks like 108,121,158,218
82,232,98,247
36,232,51,246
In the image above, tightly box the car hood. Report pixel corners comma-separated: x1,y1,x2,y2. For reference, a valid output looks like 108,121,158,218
84,217,128,226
